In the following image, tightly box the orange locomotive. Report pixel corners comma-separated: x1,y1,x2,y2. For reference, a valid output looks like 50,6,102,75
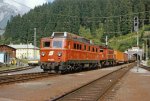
40,32,127,73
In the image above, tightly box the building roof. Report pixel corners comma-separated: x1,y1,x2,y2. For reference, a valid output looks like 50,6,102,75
0,45,16,50
9,43,39,49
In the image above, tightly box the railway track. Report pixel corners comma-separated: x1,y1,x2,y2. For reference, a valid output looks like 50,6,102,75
0,72,58,85
0,66,36,74
52,64,134,101
141,65,150,71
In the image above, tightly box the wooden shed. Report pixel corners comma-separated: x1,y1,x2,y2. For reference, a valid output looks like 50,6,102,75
0,45,16,58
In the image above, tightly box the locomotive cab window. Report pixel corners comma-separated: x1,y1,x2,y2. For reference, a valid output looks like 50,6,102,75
53,41,62,48
43,41,50,47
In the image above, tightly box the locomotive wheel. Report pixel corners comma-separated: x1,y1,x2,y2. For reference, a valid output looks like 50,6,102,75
98,63,102,69
43,69,49,72
58,70,65,74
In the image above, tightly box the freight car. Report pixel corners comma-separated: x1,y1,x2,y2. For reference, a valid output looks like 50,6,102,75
40,32,128,73
114,50,128,64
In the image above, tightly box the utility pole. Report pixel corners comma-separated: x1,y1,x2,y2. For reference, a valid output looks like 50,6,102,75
34,28,36,59
134,16,139,72
146,39,148,62
142,38,149,65
27,30,29,59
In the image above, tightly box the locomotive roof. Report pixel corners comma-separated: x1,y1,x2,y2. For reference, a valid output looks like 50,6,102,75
51,32,93,44
42,32,113,49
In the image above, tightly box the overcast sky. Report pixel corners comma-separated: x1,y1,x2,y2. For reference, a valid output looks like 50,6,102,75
4,0,54,9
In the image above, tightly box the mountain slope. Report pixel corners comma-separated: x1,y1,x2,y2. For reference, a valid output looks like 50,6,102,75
3,0,150,49
0,0,30,29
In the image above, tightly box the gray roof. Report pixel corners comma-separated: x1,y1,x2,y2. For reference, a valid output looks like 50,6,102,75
9,43,39,49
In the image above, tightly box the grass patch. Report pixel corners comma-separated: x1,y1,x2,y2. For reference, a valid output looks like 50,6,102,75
0,65,19,71
147,60,150,67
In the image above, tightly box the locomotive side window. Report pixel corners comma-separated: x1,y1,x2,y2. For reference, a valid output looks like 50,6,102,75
68,42,70,49
74,43,76,49
92,47,95,52
96,48,98,52
77,44,79,50
88,46,90,51
84,45,86,50
53,41,62,48
79,45,82,50
43,41,50,47
100,49,103,52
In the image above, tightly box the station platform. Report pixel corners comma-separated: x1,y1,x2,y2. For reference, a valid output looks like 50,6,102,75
102,66,150,101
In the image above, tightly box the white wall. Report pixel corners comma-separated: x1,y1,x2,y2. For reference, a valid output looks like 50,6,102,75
0,53,4,63
16,48,39,59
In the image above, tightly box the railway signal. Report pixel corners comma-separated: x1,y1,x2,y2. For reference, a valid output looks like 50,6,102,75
134,16,139,32
134,16,139,72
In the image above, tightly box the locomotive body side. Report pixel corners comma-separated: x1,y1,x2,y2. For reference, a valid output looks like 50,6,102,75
99,46,115,66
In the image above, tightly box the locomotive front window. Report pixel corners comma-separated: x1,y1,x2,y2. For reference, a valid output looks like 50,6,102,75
43,42,50,47
53,41,62,48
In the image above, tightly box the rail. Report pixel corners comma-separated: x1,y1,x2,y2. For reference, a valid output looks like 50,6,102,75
52,63,134,101
0,66,36,74
0,72,59,85
141,65,150,71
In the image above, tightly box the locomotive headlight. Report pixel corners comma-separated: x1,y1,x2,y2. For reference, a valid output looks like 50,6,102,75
57,52,62,57
41,52,46,56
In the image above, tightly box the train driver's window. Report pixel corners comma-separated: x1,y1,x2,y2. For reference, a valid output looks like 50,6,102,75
53,41,62,48
43,41,50,47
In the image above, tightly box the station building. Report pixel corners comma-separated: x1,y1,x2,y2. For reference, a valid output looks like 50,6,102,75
9,43,40,59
